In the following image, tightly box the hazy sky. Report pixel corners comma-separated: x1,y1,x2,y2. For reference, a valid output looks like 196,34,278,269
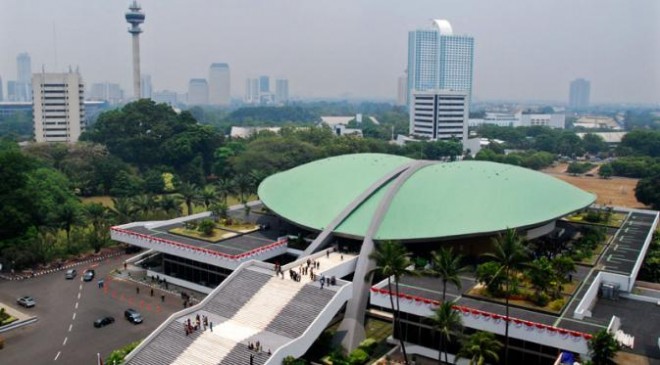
1,0,659,103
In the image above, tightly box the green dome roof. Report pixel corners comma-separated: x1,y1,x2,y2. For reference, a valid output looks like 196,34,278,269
258,153,595,241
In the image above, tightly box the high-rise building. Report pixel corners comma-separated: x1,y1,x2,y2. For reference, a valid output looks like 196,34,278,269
275,79,289,104
569,78,590,109
396,74,408,106
244,78,260,104
141,74,153,99
89,82,124,104
407,20,474,106
16,53,32,101
209,63,230,106
32,71,85,143
259,76,270,93
7,81,18,101
409,90,468,143
188,78,209,105
125,1,146,99
152,90,178,106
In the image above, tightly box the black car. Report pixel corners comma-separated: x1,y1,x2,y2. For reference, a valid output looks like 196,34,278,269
83,269,95,282
93,316,115,328
124,309,143,324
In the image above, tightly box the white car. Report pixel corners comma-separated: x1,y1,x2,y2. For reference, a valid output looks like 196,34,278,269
17,296,36,308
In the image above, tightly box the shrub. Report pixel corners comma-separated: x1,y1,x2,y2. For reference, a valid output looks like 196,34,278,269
197,219,215,236
532,292,550,307
348,348,369,365
549,298,566,311
358,338,378,355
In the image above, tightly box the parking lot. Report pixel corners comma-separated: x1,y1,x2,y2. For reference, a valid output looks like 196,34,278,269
0,255,181,365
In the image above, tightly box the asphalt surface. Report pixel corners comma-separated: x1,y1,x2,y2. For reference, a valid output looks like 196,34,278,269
0,254,181,365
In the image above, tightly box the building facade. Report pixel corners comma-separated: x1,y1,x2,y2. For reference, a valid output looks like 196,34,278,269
141,74,153,99
188,78,209,105
396,74,408,106
89,82,124,104
409,90,468,143
275,79,289,104
16,52,32,102
208,63,230,106
569,78,590,109
32,71,85,143
407,20,474,106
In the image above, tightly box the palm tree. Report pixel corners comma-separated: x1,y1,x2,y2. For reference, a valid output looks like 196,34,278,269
367,241,413,364
430,247,469,302
483,228,529,365
216,178,236,205
588,329,620,365
85,203,112,253
177,182,200,216
210,202,228,221
159,194,183,218
235,174,254,204
431,301,463,364
54,201,84,251
131,194,157,219
200,185,219,210
111,197,135,224
457,331,502,365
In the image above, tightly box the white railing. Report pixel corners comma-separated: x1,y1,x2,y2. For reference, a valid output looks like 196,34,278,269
266,280,354,365
574,272,603,320
370,288,591,355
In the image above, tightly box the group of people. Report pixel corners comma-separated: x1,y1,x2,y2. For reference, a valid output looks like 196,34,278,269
183,313,212,335
246,340,270,355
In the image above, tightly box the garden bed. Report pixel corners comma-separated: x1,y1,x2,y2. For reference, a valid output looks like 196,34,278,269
168,227,237,242
465,282,577,315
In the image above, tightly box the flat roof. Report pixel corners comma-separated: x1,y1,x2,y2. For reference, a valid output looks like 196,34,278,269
259,153,596,240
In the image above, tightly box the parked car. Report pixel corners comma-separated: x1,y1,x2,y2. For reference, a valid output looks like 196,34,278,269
65,269,77,279
83,269,95,282
124,309,143,324
93,316,115,328
17,296,36,308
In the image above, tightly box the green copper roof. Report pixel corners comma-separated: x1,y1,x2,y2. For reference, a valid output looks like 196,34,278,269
258,153,595,240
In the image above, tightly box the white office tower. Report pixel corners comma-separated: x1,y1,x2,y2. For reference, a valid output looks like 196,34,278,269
275,79,289,104
244,78,260,104
188,78,209,105
409,90,468,144
141,74,152,99
16,53,32,101
397,74,408,106
569,78,590,109
209,63,230,106
407,20,474,106
32,71,85,143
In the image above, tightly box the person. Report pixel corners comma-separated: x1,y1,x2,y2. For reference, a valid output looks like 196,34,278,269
210,321,213,332
326,250,330,258
150,288,154,297
161,294,165,302
124,262,127,270
249,354,254,365
136,286,140,294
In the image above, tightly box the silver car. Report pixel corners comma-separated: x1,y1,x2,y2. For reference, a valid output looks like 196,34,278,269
17,296,36,308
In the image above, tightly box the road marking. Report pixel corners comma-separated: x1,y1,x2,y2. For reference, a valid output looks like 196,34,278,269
72,312,76,320
77,292,81,300
68,324,72,332
63,337,67,346
79,284,82,291
75,302,78,309
54,351,61,361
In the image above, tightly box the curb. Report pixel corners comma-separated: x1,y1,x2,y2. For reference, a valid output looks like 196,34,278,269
0,251,126,281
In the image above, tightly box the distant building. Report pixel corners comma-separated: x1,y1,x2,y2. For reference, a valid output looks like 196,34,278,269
259,76,270,93
569,78,590,109
409,90,468,143
6,81,18,102
408,20,474,106
32,71,85,143
152,90,178,106
469,111,565,129
275,79,289,104
188,78,209,105
89,82,124,104
230,126,282,138
209,63,230,106
16,53,32,102
519,113,565,128
0,75,3,101
0,101,32,122
244,78,259,104
396,74,407,106
574,115,620,130
141,74,153,99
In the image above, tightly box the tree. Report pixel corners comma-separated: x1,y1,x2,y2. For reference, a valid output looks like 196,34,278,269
475,261,505,296
431,301,462,364
582,133,608,155
588,329,620,365
551,256,576,298
367,241,413,364
131,194,157,220
210,202,228,221
159,194,183,217
457,331,502,365
54,201,85,251
235,173,255,204
483,228,529,365
85,203,112,253
197,219,215,236
177,182,200,215
111,197,135,224
430,247,469,302
200,185,219,210
216,178,236,205
598,164,613,179
635,174,660,209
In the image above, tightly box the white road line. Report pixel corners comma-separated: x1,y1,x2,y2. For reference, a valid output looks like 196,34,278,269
79,284,83,291
77,292,81,300
54,351,61,361
72,312,76,320
63,337,67,346
68,324,72,332
75,302,78,309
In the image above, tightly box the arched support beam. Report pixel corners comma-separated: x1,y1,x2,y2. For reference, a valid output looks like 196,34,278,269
336,160,437,352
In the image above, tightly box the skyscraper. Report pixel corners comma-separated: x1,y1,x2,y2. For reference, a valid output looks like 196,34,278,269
188,78,209,105
141,74,153,99
209,63,230,106
16,53,32,101
569,78,590,109
275,79,289,104
259,76,270,93
32,70,85,143
244,78,260,104
407,20,474,106
125,1,146,99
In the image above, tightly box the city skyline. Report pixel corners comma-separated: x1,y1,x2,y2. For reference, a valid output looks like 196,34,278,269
1,0,658,104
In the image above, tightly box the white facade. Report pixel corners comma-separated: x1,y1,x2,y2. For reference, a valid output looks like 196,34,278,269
409,90,468,143
208,63,230,106
187,78,209,105
32,71,85,143
519,113,565,128
469,112,565,129
407,20,474,106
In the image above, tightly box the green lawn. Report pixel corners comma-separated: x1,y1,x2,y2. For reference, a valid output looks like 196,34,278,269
81,194,258,212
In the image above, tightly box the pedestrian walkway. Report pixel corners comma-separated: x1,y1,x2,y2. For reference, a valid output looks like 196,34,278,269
125,249,355,365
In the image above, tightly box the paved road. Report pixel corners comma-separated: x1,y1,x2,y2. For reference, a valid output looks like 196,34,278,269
0,255,182,365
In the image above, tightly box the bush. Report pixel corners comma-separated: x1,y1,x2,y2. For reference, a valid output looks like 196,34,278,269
532,292,550,307
105,340,141,364
357,338,378,355
549,298,566,311
197,219,215,236
348,348,369,365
